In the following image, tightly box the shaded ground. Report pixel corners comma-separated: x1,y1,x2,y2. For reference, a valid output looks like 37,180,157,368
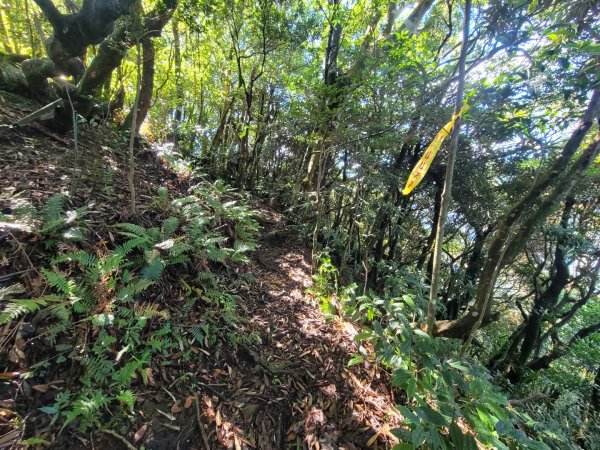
0,92,402,449
203,207,402,449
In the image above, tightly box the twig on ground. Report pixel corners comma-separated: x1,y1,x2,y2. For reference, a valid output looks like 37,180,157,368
98,428,137,450
508,393,550,406
194,393,212,450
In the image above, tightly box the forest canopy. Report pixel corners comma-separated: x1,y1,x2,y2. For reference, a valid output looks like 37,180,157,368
0,0,599,449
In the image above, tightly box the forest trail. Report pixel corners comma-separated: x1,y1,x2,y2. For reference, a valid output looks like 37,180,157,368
0,94,401,449
196,205,402,449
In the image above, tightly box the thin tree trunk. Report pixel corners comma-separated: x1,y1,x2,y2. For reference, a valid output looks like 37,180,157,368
171,18,184,152
122,37,155,132
403,0,436,34
32,10,46,45
426,0,471,335
591,366,600,412
127,41,142,215
0,7,13,53
436,91,600,339
23,0,38,57
7,0,22,54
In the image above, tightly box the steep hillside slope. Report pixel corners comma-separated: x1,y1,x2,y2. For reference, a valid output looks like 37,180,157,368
0,92,400,449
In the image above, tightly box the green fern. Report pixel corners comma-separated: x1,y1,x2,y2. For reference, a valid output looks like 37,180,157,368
42,193,64,224
62,226,85,242
190,325,205,345
0,283,25,300
116,390,136,412
113,236,151,260
0,297,50,324
134,303,166,319
161,217,180,236
71,285,95,313
43,302,71,322
53,251,99,268
231,241,256,262
141,258,164,281
84,356,114,384
206,247,229,262
115,222,148,237
42,269,73,295
168,241,194,257
62,391,109,430
196,271,218,288
116,278,154,302
46,321,69,345
113,360,141,388
181,297,196,315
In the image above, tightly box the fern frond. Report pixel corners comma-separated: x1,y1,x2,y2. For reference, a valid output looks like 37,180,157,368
134,302,166,319
168,255,190,265
84,357,114,383
161,217,180,237
231,241,256,262
62,226,85,242
113,361,140,388
63,391,109,429
45,321,69,345
190,325,205,345
195,271,218,287
53,251,99,268
0,283,25,300
206,247,229,262
141,258,164,281
233,241,255,253
42,268,73,295
169,241,193,257
44,302,71,322
116,278,154,302
42,194,64,224
147,227,160,242
181,298,196,315
71,285,96,313
116,390,136,412
115,223,148,237
113,236,150,260
0,297,50,324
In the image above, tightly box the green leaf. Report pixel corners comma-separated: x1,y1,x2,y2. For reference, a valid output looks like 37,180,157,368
353,332,371,341
449,422,464,447
347,356,364,366
420,405,447,426
22,437,51,446
392,444,413,450
412,425,425,448
39,406,58,414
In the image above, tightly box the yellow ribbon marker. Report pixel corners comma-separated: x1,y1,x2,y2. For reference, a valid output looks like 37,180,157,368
402,103,470,195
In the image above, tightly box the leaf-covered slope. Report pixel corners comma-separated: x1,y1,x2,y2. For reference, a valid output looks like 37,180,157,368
0,92,401,449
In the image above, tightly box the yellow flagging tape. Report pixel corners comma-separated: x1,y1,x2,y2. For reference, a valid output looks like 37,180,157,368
402,103,470,195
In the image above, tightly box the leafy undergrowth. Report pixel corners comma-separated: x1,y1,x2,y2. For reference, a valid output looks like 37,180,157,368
308,252,564,449
0,94,403,449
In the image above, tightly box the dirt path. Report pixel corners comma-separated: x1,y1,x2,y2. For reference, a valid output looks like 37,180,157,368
207,206,402,449
0,91,401,448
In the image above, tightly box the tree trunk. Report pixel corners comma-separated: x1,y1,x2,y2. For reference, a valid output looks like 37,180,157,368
436,92,600,339
0,9,13,54
122,37,154,132
77,0,176,97
512,198,573,369
426,0,471,335
403,0,436,34
171,18,184,152
591,366,600,412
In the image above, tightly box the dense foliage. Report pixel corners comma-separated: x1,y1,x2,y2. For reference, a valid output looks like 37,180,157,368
1,0,599,448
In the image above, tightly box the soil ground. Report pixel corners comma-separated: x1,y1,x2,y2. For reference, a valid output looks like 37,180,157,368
0,91,402,449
